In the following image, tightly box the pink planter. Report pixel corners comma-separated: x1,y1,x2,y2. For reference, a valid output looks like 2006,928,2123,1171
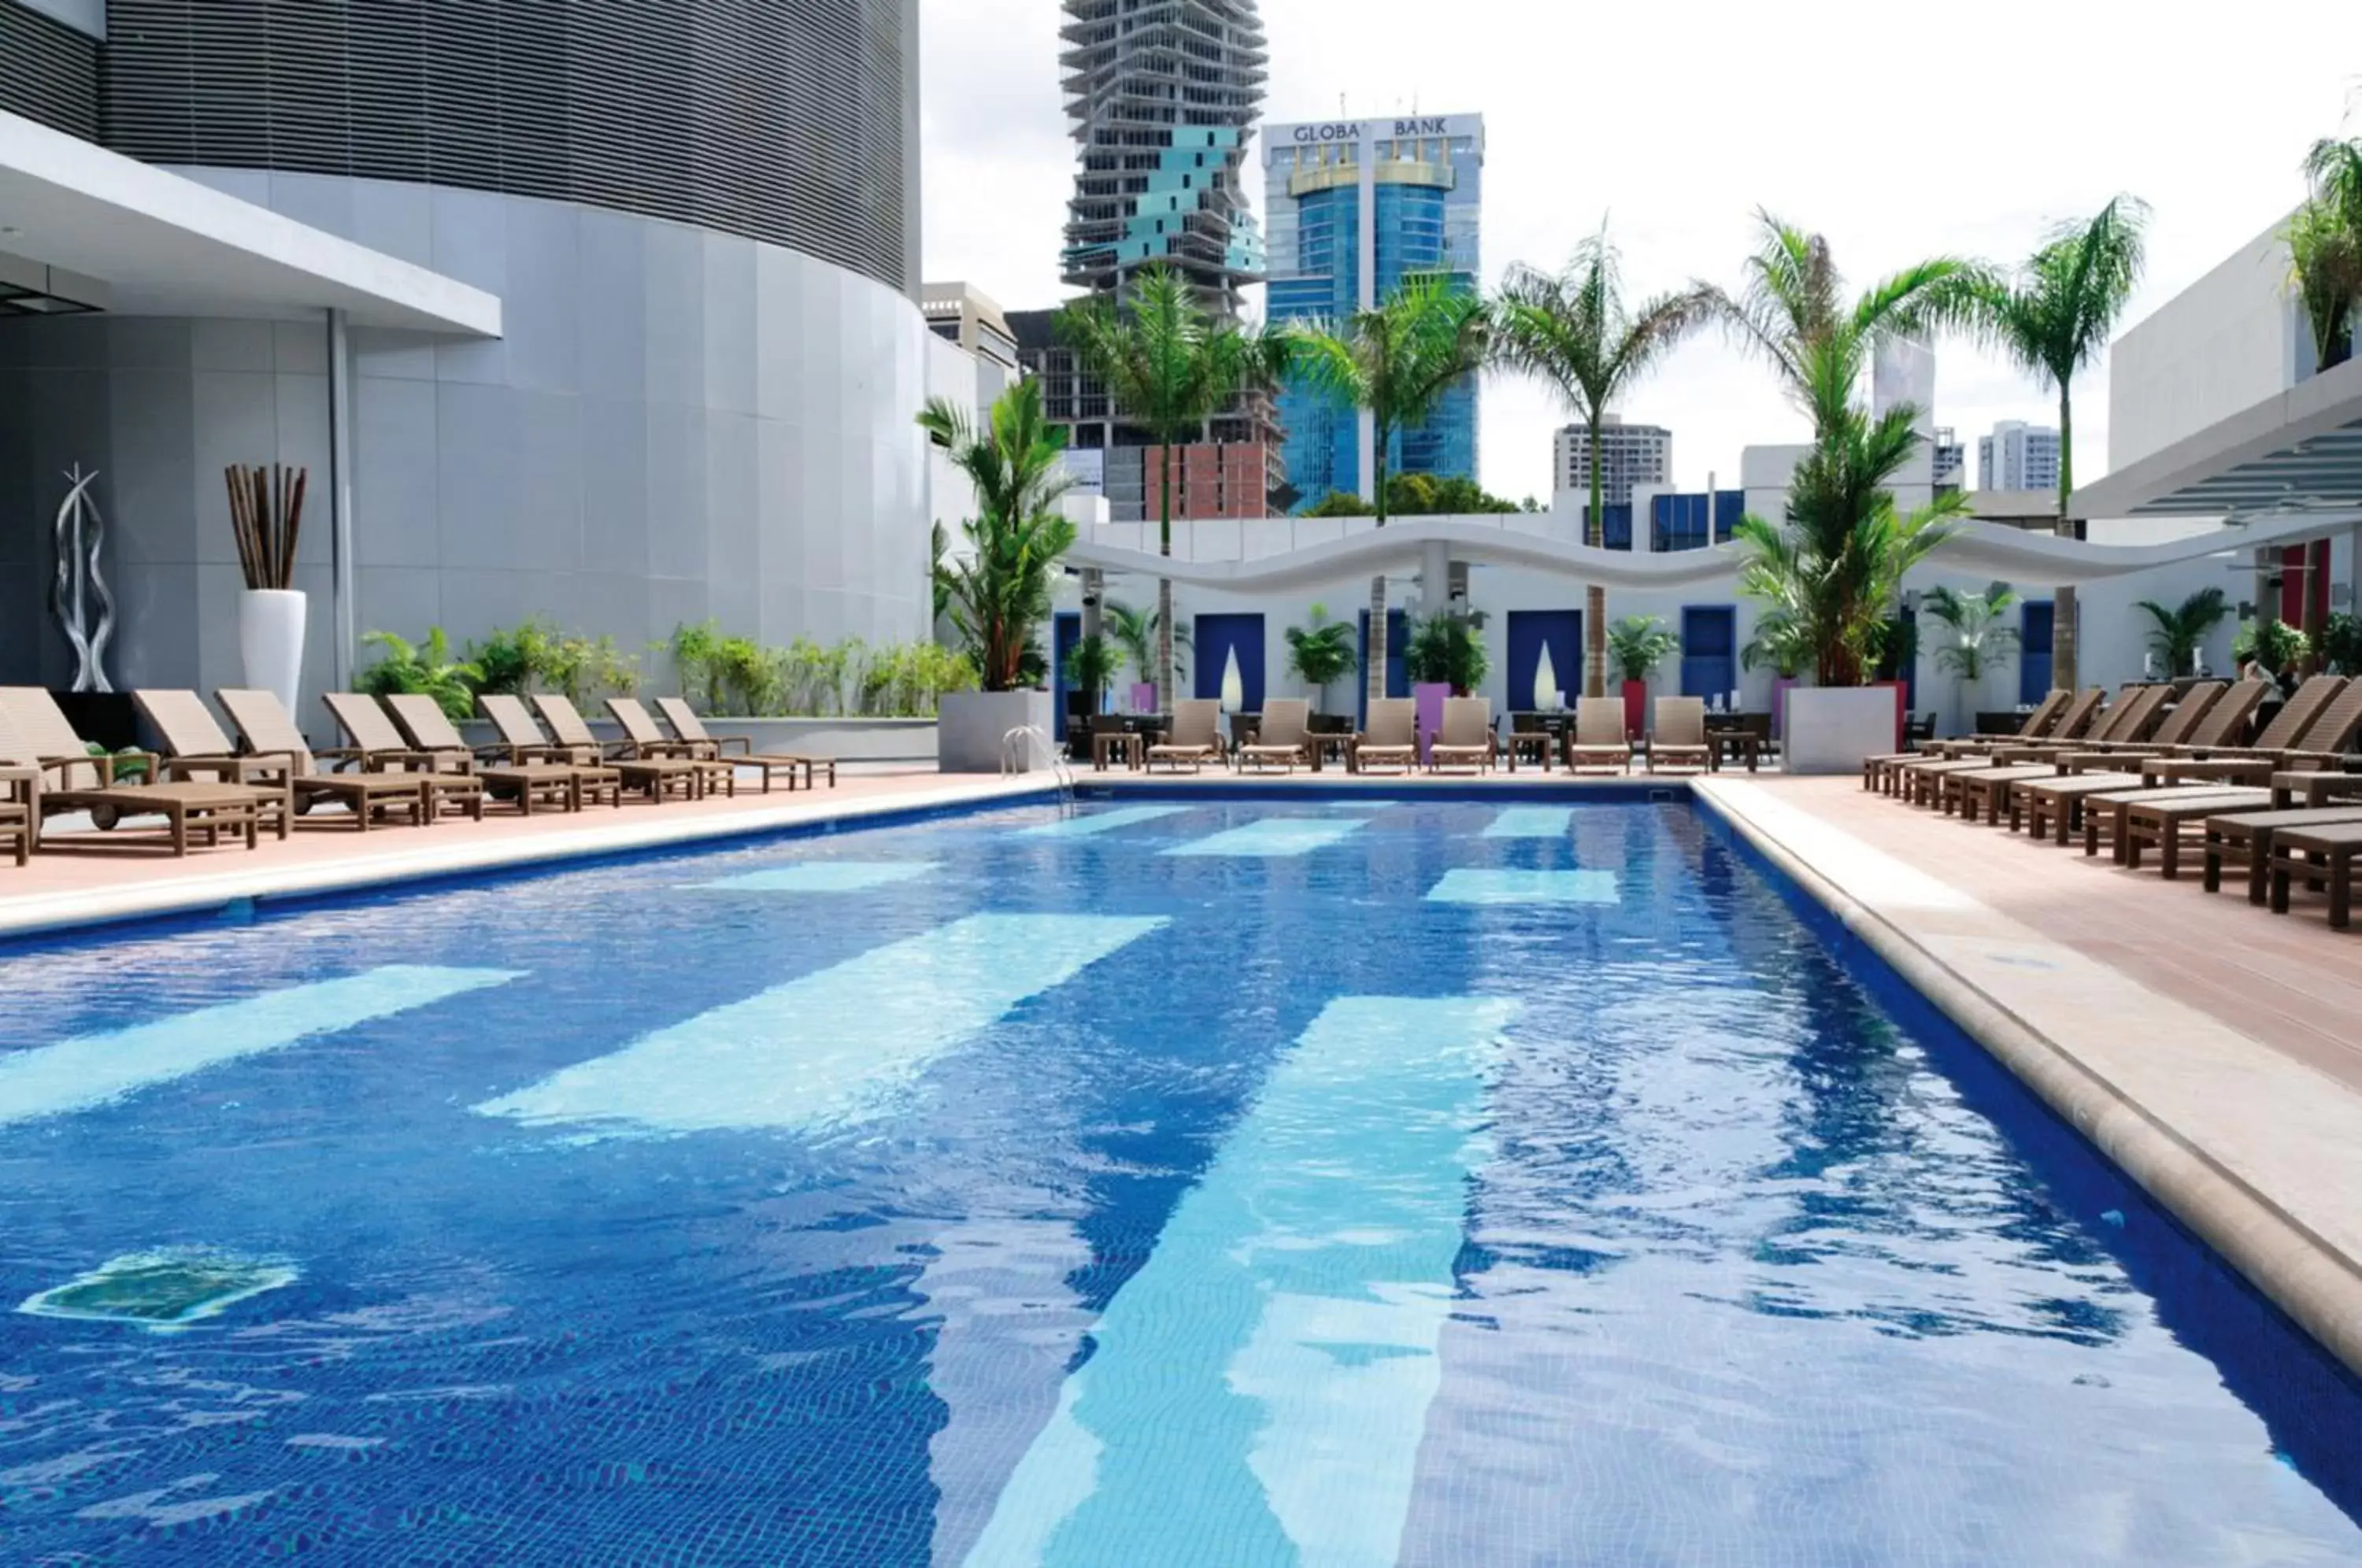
1413,682,1450,764
1129,682,1157,714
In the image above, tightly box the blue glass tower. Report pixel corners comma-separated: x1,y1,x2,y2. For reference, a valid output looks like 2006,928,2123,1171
1264,114,1483,509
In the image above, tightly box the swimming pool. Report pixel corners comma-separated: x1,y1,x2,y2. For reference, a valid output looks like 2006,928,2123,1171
2,796,2358,1564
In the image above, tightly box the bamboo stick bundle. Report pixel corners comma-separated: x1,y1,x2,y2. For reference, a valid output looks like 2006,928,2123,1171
224,464,307,590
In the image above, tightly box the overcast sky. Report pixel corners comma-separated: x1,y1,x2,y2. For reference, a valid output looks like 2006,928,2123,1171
922,2,2361,505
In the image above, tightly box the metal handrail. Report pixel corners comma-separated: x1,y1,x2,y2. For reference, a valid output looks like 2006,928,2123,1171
1003,724,1075,812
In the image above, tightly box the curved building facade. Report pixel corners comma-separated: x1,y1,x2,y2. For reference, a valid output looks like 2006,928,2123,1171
0,0,928,709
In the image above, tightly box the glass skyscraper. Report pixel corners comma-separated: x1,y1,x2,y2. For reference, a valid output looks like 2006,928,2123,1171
1263,113,1484,509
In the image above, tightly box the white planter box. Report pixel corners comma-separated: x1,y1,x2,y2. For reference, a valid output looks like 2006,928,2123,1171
1782,686,1899,775
938,690,1054,773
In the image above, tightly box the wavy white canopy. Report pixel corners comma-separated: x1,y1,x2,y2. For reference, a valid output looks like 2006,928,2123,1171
1064,512,2356,592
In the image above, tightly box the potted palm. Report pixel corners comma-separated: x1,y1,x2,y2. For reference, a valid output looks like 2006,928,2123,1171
920,380,1078,771
1283,605,1358,715
1405,612,1488,760
1922,584,2020,735
1606,615,1679,739
1741,608,1809,738
1063,632,1120,733
2134,587,2231,679
2234,619,2311,689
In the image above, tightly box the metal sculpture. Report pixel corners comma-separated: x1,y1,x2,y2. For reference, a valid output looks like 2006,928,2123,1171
49,464,116,693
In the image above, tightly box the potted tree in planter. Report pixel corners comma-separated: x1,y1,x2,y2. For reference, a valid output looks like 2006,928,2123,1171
920,380,1078,772
1405,612,1488,761
1283,605,1358,716
1606,615,1679,739
2133,586,2230,678
1741,608,1809,738
1062,631,1120,742
1923,583,2019,737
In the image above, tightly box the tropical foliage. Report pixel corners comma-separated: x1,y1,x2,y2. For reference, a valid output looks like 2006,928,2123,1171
2319,611,2362,677
357,628,482,721
919,379,1078,692
2233,618,2311,678
2132,586,2231,677
1498,222,1715,695
1605,615,1680,686
658,622,976,716
1300,474,1522,516
1921,583,2020,681
1102,599,1193,686
2291,137,2362,370
1289,273,1492,702
1740,608,1811,679
1403,612,1490,694
1057,264,1290,703
1283,604,1358,710
1062,632,1120,709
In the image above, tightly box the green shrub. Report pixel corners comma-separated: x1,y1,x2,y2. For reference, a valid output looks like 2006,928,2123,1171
357,628,481,721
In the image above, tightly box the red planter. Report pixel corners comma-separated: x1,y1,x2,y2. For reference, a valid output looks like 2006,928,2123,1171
1620,679,1646,741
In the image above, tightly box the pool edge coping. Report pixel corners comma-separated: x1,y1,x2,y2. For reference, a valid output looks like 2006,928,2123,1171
1690,775,2362,1381
0,775,1059,943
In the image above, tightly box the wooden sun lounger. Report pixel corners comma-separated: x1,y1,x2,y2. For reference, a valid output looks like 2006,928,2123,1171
314,691,490,821
1238,697,1313,773
2202,805,2362,904
605,698,740,795
1564,696,1631,775
1349,698,1418,773
2138,679,2362,790
1647,697,1710,775
1428,697,1494,774
383,692,621,812
209,686,460,827
528,693,717,802
2267,820,2362,928
335,692,598,815
2117,790,2274,878
1895,689,2108,804
1145,698,1228,773
2269,771,2362,811
2079,784,2259,864
1864,690,2071,790
0,696,284,855
483,692,695,801
0,769,26,866
2006,682,2260,841
652,697,835,790
1947,686,2175,822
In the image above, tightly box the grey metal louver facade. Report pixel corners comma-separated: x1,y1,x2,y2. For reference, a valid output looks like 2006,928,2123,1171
0,0,100,141
94,0,916,292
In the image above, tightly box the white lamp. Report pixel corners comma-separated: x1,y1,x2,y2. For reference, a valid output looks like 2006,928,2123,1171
1534,644,1559,712
1218,646,1244,714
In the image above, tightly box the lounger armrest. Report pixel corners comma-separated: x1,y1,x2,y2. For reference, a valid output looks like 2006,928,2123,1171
706,735,753,756
0,764,39,807
368,748,450,773
164,751,291,786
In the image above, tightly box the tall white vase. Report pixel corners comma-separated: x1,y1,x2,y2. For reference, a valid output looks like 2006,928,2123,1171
239,588,307,718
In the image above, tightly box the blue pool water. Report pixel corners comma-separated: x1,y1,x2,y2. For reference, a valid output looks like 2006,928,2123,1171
2,797,2359,1564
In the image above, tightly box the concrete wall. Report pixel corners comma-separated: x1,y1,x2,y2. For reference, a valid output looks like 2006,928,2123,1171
2108,218,2304,470
1056,512,2298,737
0,172,933,715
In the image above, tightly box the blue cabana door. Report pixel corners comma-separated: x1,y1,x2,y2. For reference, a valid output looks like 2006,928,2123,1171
1193,613,1265,715
1356,609,1410,726
1505,609,1582,709
1051,612,1082,741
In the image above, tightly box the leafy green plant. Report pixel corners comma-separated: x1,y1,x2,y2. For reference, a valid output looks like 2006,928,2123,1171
465,616,559,696
1303,490,1375,517
1290,272,1493,705
1405,612,1489,695
1922,583,2020,680
1498,220,1715,693
2234,618,2310,677
2294,135,2362,371
1062,632,1120,711
1740,608,1810,679
87,741,150,783
357,627,481,721
919,379,1078,691
2319,611,2362,676
1103,600,1191,687
1059,264,1293,704
666,619,727,711
1283,605,1358,712
2133,586,2231,677
1605,615,1679,686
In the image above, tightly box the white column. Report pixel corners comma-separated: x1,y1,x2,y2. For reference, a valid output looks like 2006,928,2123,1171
1420,539,1452,616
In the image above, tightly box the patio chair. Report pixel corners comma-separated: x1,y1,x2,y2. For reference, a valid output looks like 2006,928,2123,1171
1895,687,2108,805
214,687,465,827
528,693,714,802
2138,677,2361,789
1145,698,1227,773
653,696,836,790
1564,696,1631,775
1351,698,1419,773
1647,697,1710,775
1866,688,2074,793
1238,697,1312,773
605,698,742,795
382,693,618,812
2009,682,2246,841
0,690,286,853
1429,697,1495,774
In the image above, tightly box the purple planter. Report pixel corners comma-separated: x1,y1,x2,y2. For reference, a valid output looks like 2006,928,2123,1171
1413,682,1451,764
1128,682,1157,714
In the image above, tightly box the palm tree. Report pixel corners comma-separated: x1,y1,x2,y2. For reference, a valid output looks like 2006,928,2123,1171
2133,586,2231,677
1732,337,1967,686
917,380,1077,691
1921,582,2020,731
1958,196,2150,693
1709,210,1982,440
1057,264,1291,709
1496,223,1715,696
1102,599,1191,690
1289,273,1492,705
1283,605,1359,714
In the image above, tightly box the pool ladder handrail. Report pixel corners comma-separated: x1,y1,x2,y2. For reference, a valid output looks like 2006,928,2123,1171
1002,724,1076,813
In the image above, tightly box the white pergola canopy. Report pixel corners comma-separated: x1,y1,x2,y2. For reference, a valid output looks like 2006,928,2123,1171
2069,356,2362,521
0,109,499,335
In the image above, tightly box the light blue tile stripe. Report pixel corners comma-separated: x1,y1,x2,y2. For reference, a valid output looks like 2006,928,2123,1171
1483,805,1573,838
1161,817,1366,858
0,967,519,1127
1427,868,1620,905
694,861,938,893
1019,805,1190,839
964,995,1519,1568
475,914,1164,1137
